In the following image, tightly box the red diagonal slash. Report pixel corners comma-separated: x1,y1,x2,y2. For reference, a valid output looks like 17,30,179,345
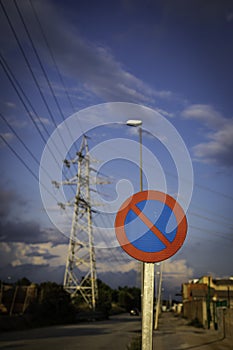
115,190,187,263
131,203,172,247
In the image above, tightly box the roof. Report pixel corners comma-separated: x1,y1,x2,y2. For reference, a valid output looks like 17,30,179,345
215,290,233,298
213,279,233,286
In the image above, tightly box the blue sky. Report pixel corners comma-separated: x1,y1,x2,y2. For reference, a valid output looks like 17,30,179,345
0,0,233,297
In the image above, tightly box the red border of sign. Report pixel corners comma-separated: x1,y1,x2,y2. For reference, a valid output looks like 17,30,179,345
115,190,187,263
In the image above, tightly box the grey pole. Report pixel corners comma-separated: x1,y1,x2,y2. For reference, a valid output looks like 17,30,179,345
142,263,155,350
139,126,143,192
126,120,155,350
139,125,144,315
126,120,144,307
139,125,155,350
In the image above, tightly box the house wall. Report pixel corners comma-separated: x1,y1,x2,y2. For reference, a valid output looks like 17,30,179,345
183,300,206,326
217,308,233,339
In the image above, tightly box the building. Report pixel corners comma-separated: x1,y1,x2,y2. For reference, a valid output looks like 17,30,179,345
0,283,37,315
182,276,233,335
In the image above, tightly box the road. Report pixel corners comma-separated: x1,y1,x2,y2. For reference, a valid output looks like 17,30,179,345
0,313,141,350
153,312,232,350
1,313,232,350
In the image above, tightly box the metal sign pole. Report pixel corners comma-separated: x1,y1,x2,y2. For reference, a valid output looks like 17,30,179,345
115,190,188,349
142,262,155,350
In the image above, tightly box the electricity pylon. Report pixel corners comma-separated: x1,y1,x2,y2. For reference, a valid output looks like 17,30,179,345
53,136,98,310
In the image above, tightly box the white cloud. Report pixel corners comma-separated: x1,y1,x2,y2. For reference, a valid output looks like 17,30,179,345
0,132,14,147
193,123,233,165
162,258,194,291
34,116,50,125
182,104,226,129
0,242,11,253
182,104,233,167
0,240,193,292
97,258,138,274
163,259,193,278
4,117,28,129
28,1,177,106
5,102,16,109
0,241,66,268
155,108,174,118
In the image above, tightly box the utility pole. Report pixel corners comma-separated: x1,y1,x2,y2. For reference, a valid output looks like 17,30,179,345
126,120,155,350
53,136,98,310
207,276,211,329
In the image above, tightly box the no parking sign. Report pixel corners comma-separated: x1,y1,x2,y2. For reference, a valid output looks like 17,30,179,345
115,190,187,263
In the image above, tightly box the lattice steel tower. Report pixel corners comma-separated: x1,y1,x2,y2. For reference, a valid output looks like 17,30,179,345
57,136,98,310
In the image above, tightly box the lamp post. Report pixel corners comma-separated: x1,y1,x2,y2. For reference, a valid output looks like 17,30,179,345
126,120,155,350
127,119,144,301
126,119,143,192
126,120,143,292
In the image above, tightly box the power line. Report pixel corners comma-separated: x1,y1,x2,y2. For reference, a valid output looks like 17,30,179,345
0,54,50,141
12,0,78,163
0,0,54,126
0,112,39,166
28,0,77,115
189,211,233,231
190,225,233,242
28,0,84,149
0,132,72,225
0,53,76,196
0,132,55,201
1,0,72,165
0,111,53,182
0,53,61,171
0,133,39,183
140,129,233,201
14,0,63,123
191,203,233,227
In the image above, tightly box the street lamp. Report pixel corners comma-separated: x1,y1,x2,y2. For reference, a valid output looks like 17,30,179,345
127,119,155,349
126,119,143,300
126,120,143,192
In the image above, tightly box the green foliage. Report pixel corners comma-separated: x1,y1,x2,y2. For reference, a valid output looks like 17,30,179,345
6,276,141,327
95,281,141,316
29,282,76,326
16,277,31,286
96,279,113,317
118,286,141,311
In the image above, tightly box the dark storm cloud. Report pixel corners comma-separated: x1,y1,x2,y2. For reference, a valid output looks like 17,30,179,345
1,263,64,284
0,187,67,245
0,189,26,219
0,190,14,218
0,220,68,245
25,250,59,260
177,239,233,280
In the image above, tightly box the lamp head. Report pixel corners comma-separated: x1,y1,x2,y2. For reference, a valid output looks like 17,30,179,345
126,119,142,127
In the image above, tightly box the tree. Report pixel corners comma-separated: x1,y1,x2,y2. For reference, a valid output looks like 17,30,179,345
118,286,141,311
96,279,113,317
30,282,75,325
16,277,31,286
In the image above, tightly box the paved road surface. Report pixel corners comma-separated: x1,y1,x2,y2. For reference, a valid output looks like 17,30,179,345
1,313,232,350
0,314,141,350
153,312,232,350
